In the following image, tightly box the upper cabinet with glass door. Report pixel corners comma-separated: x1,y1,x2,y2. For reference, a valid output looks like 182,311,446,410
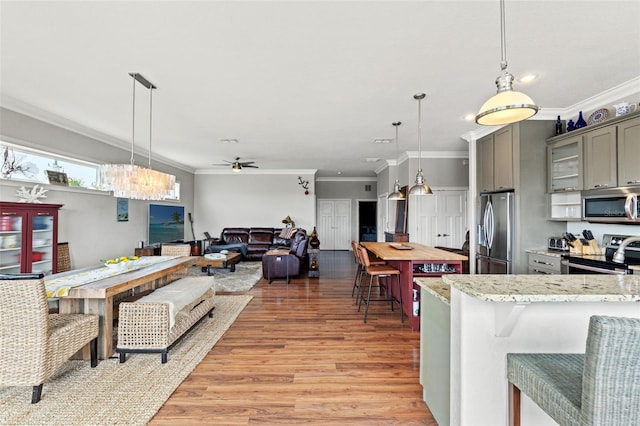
547,135,583,192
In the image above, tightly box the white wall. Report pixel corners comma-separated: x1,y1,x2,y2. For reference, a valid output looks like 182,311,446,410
0,108,195,269
193,171,317,238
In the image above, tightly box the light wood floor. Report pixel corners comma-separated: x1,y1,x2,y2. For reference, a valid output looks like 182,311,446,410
150,250,437,425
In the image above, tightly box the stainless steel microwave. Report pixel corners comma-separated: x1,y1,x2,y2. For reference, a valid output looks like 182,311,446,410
582,187,639,224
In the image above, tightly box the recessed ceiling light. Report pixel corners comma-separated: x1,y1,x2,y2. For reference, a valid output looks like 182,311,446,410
365,157,380,163
219,138,238,144
518,73,538,84
463,113,476,122
373,138,392,144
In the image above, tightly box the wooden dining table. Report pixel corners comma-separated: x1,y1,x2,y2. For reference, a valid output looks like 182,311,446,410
55,256,195,359
361,242,467,331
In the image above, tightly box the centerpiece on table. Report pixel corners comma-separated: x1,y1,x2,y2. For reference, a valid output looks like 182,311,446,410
101,255,140,271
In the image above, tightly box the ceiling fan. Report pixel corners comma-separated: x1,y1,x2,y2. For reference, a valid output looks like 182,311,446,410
213,157,259,172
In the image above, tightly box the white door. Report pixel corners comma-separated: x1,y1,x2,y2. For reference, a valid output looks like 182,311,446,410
317,199,351,250
409,189,467,248
377,194,388,241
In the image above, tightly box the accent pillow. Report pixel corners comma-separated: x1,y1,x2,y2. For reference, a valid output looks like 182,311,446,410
278,227,298,239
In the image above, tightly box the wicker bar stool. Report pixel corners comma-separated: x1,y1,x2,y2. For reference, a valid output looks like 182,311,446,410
507,315,640,426
356,245,403,323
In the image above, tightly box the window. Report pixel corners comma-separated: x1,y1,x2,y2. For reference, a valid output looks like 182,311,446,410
1,142,181,200
1,143,100,189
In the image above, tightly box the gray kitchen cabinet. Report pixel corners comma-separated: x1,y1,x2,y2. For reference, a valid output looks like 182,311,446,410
617,115,640,187
528,252,563,274
475,120,565,273
547,135,583,192
477,134,494,193
493,127,514,191
476,127,513,193
583,125,617,190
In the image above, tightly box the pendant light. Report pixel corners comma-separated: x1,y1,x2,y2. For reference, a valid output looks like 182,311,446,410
99,73,176,200
387,121,405,201
409,93,432,196
475,0,539,126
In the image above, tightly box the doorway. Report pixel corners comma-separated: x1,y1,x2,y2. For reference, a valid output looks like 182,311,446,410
317,199,351,250
358,201,377,242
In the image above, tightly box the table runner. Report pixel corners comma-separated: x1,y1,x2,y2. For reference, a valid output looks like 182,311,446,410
45,256,178,298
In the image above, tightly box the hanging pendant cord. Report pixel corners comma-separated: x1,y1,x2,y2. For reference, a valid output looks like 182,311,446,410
130,74,136,166
500,0,508,71
417,96,422,172
148,86,153,169
393,121,401,182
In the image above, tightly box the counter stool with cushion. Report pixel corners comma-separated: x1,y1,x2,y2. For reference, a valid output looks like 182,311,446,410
356,246,403,324
0,273,99,403
351,241,385,298
507,315,640,426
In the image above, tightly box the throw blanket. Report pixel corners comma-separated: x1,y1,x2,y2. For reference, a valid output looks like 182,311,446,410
136,276,215,329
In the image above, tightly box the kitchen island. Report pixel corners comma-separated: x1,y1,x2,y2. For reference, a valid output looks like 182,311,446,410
415,274,640,426
361,242,467,331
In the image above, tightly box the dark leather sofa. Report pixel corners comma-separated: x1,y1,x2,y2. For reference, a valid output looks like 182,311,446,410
262,230,310,283
216,227,304,261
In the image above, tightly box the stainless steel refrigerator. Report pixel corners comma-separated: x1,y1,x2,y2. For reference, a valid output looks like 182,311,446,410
477,191,514,274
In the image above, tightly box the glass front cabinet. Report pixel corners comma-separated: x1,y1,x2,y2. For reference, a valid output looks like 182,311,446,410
0,202,63,276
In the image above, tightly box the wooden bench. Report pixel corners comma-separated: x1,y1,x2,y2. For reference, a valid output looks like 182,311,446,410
116,276,216,363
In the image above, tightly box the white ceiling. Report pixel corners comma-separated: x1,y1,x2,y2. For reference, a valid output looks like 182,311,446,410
1,1,639,178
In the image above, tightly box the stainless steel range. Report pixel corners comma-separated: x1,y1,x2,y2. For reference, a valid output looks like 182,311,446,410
562,233,640,275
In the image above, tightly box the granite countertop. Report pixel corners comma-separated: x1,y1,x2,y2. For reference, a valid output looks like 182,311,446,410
415,277,451,304
525,249,566,257
438,274,640,303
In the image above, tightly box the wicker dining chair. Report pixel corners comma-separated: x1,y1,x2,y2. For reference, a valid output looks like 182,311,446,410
160,243,192,257
57,242,71,273
507,315,640,425
160,244,192,280
0,274,99,403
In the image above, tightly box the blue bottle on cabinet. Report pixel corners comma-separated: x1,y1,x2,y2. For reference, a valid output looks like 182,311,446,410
575,111,587,129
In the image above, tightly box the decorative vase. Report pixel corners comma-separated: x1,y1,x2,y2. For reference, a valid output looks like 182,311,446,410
555,115,563,135
309,226,320,249
567,119,575,132
575,111,587,129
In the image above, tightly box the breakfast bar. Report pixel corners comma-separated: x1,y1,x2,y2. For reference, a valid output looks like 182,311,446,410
415,274,640,426
361,242,467,331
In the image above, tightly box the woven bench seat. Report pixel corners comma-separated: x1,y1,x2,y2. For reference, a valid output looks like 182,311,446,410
116,276,215,363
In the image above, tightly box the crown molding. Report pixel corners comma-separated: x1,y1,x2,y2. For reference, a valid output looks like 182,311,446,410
196,168,317,175
459,76,640,142
0,97,196,174
316,176,378,182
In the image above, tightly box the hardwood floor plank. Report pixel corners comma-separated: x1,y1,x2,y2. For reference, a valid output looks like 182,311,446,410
150,251,436,425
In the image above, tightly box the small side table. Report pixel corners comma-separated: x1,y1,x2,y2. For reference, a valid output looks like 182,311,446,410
308,248,319,278
134,247,159,256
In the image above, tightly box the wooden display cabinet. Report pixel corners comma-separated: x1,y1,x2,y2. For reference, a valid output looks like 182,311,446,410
0,202,63,275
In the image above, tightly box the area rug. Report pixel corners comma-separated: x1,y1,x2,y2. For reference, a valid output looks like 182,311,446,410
188,260,263,292
0,294,253,426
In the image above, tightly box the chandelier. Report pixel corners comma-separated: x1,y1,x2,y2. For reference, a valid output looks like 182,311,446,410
99,73,176,200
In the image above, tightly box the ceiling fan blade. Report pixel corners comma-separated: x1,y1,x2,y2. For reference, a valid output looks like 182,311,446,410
239,161,255,166
244,165,259,168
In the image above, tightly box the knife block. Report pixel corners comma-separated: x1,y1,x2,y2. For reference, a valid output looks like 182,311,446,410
582,240,602,255
570,243,582,254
